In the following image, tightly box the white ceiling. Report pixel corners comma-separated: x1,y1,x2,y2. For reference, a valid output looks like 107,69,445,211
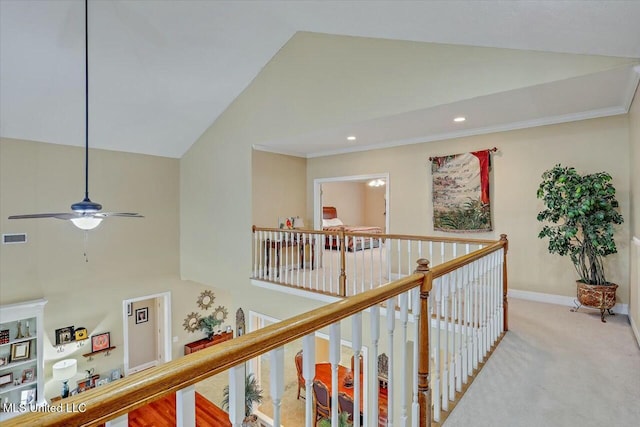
1,0,639,159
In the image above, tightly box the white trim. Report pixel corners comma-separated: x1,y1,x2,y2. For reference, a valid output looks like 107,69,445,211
251,279,417,323
508,288,628,315
126,360,158,375
251,279,342,304
630,315,640,349
633,236,640,246
622,68,640,111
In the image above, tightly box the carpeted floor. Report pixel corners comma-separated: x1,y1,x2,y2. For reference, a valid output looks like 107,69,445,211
196,297,640,426
443,297,640,427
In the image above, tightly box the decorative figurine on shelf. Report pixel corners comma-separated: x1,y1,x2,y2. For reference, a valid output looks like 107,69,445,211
24,321,31,338
15,321,24,339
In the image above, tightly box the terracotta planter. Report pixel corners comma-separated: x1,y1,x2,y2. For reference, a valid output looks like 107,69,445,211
576,281,618,322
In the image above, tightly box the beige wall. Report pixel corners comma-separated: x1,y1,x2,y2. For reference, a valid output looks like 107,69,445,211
307,116,632,304
180,33,637,334
0,138,232,399
322,181,366,224
629,83,640,338
364,185,387,231
252,150,307,227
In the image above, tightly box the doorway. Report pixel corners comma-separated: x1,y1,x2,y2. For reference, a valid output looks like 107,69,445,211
313,173,389,232
122,292,172,375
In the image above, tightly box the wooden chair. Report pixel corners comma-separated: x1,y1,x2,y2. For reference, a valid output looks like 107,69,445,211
295,350,305,399
338,391,355,424
350,353,364,374
378,353,388,389
312,380,331,424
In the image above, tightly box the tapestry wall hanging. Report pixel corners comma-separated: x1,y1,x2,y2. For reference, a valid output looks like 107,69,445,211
430,149,494,232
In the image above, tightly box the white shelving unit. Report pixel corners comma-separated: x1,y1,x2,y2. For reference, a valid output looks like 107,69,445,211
0,298,47,420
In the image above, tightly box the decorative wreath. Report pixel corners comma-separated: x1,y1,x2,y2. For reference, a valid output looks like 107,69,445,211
182,312,201,333
197,290,215,310
212,305,228,323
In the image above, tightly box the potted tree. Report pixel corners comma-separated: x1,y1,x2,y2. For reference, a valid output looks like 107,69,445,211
318,411,352,427
221,373,264,426
536,164,624,322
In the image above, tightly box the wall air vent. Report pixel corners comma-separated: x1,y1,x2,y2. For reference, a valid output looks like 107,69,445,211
3,233,27,244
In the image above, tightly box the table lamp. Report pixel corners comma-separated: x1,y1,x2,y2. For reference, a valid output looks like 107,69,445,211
52,359,77,398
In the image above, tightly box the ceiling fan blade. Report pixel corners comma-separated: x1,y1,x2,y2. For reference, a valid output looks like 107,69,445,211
9,213,77,220
95,212,144,218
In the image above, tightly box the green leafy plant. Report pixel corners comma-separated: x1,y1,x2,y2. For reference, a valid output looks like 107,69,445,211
536,164,623,285
317,411,352,427
221,373,264,417
199,314,223,340
435,198,491,231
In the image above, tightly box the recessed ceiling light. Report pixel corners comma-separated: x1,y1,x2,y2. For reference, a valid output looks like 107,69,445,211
347,136,357,141
453,117,466,122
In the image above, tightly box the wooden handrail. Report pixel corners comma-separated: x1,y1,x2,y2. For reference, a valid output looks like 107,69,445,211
7,274,430,427
430,239,507,279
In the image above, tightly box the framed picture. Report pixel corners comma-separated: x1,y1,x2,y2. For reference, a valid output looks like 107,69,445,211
55,326,74,345
91,332,110,352
74,327,88,341
110,369,121,381
22,368,34,383
20,388,36,405
0,329,9,344
127,303,132,317
0,372,12,387
135,307,148,324
10,341,30,361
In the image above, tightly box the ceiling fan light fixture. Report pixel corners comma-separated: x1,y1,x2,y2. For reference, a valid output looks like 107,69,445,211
70,216,103,230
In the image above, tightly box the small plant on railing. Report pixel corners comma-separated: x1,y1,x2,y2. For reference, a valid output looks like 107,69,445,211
221,373,264,418
318,411,352,427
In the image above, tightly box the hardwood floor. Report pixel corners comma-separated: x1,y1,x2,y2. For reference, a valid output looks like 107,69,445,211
125,392,231,427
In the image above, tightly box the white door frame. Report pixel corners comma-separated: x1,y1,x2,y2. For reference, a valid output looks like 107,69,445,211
313,173,390,231
122,291,172,375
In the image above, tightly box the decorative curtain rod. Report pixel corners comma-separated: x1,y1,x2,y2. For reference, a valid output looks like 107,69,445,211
429,147,498,162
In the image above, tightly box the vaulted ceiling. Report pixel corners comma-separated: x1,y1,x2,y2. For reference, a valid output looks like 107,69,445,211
1,0,639,159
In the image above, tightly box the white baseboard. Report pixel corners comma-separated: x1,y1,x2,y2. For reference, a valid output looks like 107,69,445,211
508,288,629,315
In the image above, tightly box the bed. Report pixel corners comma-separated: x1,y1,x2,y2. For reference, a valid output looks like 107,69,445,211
322,206,383,251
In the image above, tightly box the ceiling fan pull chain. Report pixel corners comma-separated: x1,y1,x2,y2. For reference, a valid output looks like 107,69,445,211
84,230,90,262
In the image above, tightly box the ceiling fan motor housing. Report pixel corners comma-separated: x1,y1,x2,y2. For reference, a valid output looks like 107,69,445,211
71,199,102,213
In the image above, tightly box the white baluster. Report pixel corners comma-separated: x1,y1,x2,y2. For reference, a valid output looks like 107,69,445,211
473,260,480,370
449,272,456,402
462,264,470,383
228,365,245,427
433,278,441,422
387,296,396,427
303,334,316,427
269,347,284,427
455,268,463,392
176,385,195,427
330,323,341,426
441,275,449,411
411,287,420,427
370,305,380,426
352,313,363,427
440,241,445,264
399,292,409,427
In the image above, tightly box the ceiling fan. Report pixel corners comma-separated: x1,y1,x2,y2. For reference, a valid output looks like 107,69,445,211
9,0,143,231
